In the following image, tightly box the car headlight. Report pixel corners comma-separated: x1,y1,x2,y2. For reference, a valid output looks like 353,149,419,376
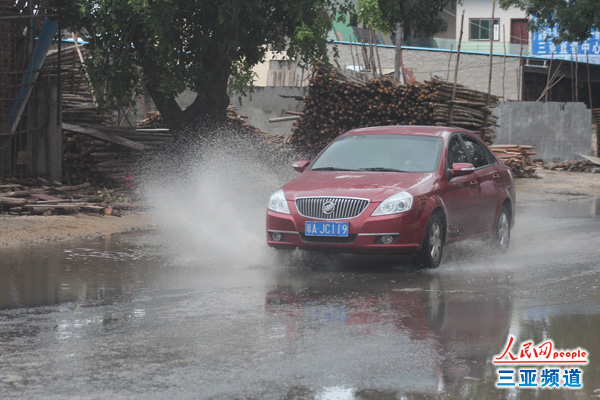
372,191,413,216
267,189,290,214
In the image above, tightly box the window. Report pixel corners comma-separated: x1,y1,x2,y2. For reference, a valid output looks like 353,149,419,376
461,135,496,168
470,18,499,41
310,134,443,173
448,136,468,166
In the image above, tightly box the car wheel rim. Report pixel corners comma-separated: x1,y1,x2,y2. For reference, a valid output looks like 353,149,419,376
429,222,442,262
498,212,509,248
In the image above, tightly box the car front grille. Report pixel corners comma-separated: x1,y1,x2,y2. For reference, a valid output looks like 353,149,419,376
300,234,358,243
295,197,369,219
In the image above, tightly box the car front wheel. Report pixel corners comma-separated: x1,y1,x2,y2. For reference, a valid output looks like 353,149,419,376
413,212,445,269
493,206,511,253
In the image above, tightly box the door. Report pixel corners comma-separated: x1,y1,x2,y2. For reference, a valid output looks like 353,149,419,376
441,134,481,238
511,19,529,45
461,134,503,234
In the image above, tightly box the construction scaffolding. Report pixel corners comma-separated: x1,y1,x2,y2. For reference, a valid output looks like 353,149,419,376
0,0,61,181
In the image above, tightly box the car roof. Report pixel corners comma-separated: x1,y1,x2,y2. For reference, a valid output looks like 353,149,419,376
342,125,466,138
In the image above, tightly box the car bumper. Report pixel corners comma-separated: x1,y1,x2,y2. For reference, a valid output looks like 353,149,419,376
266,209,423,254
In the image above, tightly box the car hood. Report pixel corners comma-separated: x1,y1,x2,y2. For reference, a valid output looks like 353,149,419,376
282,171,435,202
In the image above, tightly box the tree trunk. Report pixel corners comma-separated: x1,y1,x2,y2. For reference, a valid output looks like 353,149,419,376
132,35,189,133
184,52,232,126
132,37,232,135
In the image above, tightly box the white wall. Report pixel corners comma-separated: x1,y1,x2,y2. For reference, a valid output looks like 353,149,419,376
457,0,529,53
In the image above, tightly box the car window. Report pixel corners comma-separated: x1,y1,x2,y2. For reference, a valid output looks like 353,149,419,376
310,134,443,173
448,136,468,165
461,135,494,168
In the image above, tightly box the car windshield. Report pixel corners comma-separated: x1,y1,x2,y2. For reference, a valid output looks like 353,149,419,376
310,134,443,173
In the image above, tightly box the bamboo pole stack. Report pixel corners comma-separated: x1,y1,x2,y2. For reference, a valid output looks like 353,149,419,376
62,124,172,185
429,78,499,141
289,66,499,155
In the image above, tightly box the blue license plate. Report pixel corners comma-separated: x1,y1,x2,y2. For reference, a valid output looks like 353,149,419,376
305,221,349,237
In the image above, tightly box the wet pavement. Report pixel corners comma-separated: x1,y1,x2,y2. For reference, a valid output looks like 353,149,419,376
1,198,599,399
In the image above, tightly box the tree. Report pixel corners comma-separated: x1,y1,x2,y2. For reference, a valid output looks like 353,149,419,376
374,0,460,38
355,0,460,82
500,0,600,42
63,0,352,132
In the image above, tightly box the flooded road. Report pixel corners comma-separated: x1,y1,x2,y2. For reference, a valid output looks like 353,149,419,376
1,198,599,399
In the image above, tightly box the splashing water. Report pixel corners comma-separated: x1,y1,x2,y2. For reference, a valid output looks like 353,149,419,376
140,128,299,267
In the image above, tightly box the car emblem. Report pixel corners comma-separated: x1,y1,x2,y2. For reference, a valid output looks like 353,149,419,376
322,201,335,215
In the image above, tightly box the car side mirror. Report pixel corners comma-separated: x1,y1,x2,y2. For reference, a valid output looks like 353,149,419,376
292,160,310,173
450,163,475,177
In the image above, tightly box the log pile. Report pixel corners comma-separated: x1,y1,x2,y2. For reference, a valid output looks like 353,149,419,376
137,111,168,129
544,160,600,173
45,46,111,125
62,123,172,185
289,66,499,155
0,179,136,216
225,106,291,146
430,79,499,141
490,145,538,178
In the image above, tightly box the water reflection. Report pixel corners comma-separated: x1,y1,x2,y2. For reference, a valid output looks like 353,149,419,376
0,234,162,310
265,266,512,397
592,197,600,216
0,232,598,398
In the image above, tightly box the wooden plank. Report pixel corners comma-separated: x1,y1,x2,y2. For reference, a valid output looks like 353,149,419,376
52,182,91,192
62,123,149,151
35,193,67,201
269,116,300,123
23,203,85,209
580,154,600,165
0,197,27,207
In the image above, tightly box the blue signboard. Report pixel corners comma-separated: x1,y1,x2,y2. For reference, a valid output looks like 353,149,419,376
531,27,600,65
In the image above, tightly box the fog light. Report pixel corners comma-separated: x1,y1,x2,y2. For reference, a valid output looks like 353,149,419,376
271,232,283,241
380,235,394,244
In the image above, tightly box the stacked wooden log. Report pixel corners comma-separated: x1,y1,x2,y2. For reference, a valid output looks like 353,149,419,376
490,145,538,178
45,46,91,97
0,179,135,215
62,93,110,125
289,66,499,155
429,79,499,142
63,123,172,185
137,111,167,129
225,106,290,146
544,160,599,173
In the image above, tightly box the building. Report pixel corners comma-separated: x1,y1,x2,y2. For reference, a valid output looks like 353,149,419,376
257,0,600,108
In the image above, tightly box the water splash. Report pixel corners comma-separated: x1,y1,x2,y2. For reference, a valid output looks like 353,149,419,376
140,128,299,267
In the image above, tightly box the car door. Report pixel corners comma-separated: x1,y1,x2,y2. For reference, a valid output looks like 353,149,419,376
461,133,503,234
441,134,481,238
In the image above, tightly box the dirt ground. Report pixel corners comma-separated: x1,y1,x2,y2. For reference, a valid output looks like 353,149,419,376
0,170,598,247
0,212,151,247
515,169,600,201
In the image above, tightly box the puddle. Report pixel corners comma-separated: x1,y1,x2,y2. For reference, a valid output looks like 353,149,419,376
0,233,165,310
0,199,599,399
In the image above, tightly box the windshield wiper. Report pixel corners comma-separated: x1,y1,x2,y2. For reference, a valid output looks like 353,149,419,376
359,167,408,172
311,167,358,171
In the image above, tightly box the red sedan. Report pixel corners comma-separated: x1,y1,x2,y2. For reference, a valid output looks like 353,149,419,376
266,126,515,268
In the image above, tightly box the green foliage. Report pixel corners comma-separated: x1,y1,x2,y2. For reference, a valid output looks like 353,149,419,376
374,0,460,38
63,0,353,123
357,0,394,33
500,0,600,42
